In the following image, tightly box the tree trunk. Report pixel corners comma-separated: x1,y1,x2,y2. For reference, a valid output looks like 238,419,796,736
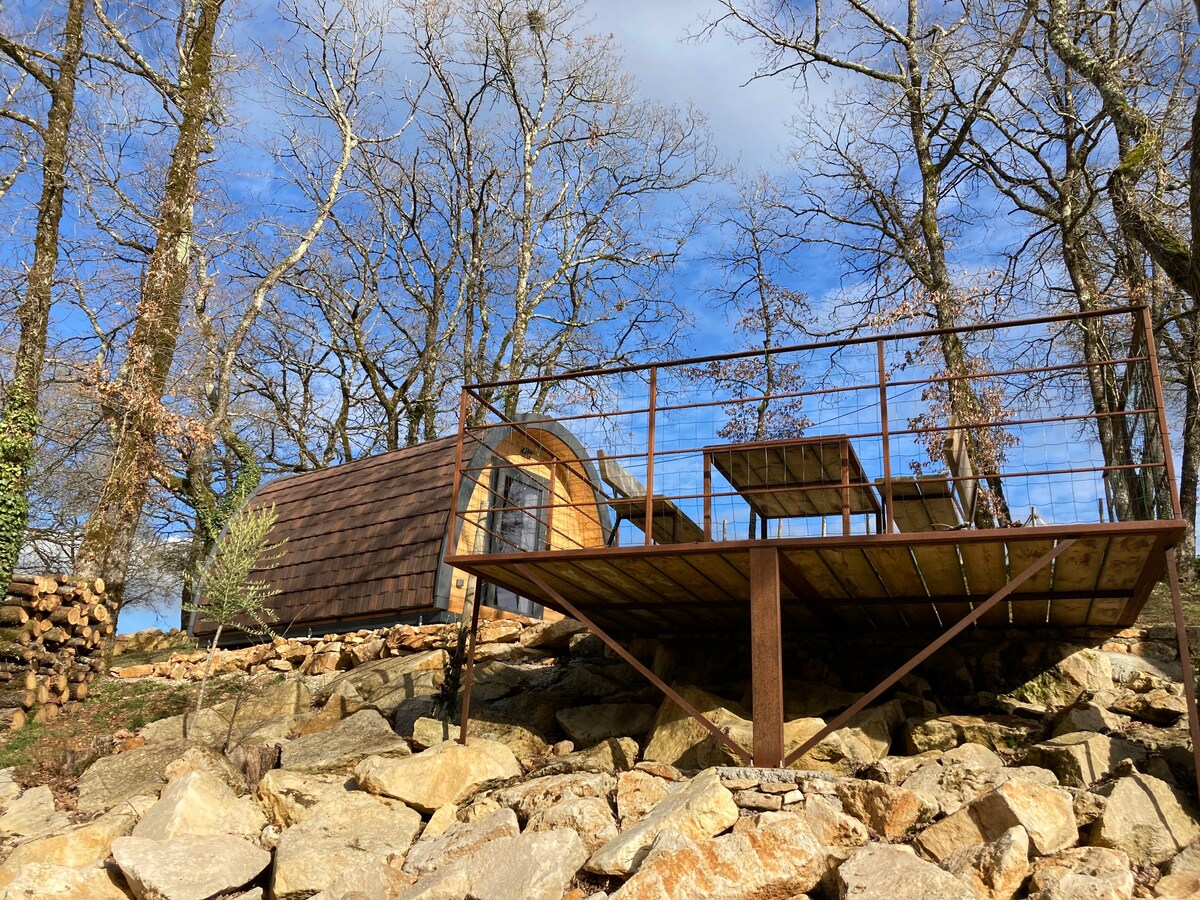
0,0,85,589
77,0,225,610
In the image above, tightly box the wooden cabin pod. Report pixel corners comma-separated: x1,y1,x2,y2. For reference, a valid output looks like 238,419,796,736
189,415,610,644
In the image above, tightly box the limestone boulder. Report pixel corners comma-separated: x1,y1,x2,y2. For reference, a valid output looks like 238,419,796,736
616,771,678,828
138,705,302,748
253,769,352,827
160,745,247,795
1155,842,1200,897
1052,702,1129,737
271,792,422,899
0,800,148,888
792,701,904,774
527,796,618,853
1024,732,1146,788
941,825,1029,900
321,650,447,717
0,863,131,900
0,768,21,809
917,779,1077,862
532,737,639,775
834,778,938,839
556,703,657,746
132,771,265,841
610,810,824,900
112,833,270,900
1110,689,1187,726
519,617,587,650
281,708,410,775
586,769,739,876
77,742,189,814
837,843,976,900
903,761,1058,817
355,738,520,813
905,715,1043,754
213,676,311,721
310,856,415,900
403,809,520,876
394,828,588,900
641,686,749,769
1090,772,1200,866
943,744,1006,769
801,794,869,848
411,716,547,759
492,772,615,823
0,786,68,839
1027,846,1134,900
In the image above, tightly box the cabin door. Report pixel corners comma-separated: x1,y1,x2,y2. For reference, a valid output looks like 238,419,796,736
485,466,547,617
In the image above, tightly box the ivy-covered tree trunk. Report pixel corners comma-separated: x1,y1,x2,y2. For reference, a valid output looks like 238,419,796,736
0,0,86,589
77,0,225,612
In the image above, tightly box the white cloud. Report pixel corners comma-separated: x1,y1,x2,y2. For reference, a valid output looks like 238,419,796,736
586,0,801,167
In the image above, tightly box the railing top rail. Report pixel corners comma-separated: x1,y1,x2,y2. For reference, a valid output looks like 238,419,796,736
462,304,1148,391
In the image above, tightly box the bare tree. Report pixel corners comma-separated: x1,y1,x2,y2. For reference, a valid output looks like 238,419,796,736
0,0,85,587
75,0,227,610
169,0,415,627
1039,0,1200,553
703,0,1033,525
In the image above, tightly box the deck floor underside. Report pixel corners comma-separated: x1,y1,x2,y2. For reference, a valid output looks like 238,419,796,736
449,521,1185,635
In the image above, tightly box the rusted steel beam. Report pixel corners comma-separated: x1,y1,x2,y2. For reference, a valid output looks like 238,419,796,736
1142,304,1183,519
877,339,894,535
645,367,657,548
446,519,1183,566
782,538,1077,767
750,548,785,767
457,584,484,745
514,563,752,764
465,305,1146,390
1165,550,1200,796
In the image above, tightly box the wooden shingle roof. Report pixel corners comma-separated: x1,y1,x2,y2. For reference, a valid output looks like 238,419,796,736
193,435,462,636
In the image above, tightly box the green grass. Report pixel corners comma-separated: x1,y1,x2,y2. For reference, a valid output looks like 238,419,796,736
0,673,245,797
0,722,43,770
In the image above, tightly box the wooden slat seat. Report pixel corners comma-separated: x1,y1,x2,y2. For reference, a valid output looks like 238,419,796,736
882,475,963,532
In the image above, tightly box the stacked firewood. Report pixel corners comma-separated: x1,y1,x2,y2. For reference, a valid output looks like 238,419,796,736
0,574,116,728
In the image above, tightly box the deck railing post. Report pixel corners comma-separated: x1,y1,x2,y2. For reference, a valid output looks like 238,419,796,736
1166,548,1200,794
546,460,557,550
1141,305,1182,520
450,388,469,550
645,367,657,547
703,452,713,541
877,339,893,534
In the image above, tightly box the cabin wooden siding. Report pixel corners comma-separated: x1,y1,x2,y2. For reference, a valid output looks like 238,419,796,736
191,422,607,639
192,437,461,637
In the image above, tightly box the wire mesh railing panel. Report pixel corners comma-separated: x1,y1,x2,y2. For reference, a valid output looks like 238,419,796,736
450,306,1177,560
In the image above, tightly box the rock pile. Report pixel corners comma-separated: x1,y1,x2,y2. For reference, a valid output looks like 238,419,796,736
1,615,1199,898
0,574,116,729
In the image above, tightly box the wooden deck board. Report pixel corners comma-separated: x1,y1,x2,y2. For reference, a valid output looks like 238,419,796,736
449,520,1182,635
1007,538,1057,593
867,545,928,598
1052,538,1109,592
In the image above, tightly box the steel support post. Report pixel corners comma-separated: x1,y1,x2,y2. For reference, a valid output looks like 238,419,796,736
515,563,752,763
456,584,484,745
749,547,785,767
784,538,1076,767
1166,549,1200,795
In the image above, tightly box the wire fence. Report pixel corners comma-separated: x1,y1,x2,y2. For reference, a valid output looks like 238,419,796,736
452,305,1177,557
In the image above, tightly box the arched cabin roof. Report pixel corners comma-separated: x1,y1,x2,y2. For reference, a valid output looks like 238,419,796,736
190,418,608,641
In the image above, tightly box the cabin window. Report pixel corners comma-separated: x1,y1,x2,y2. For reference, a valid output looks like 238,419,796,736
484,465,547,616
